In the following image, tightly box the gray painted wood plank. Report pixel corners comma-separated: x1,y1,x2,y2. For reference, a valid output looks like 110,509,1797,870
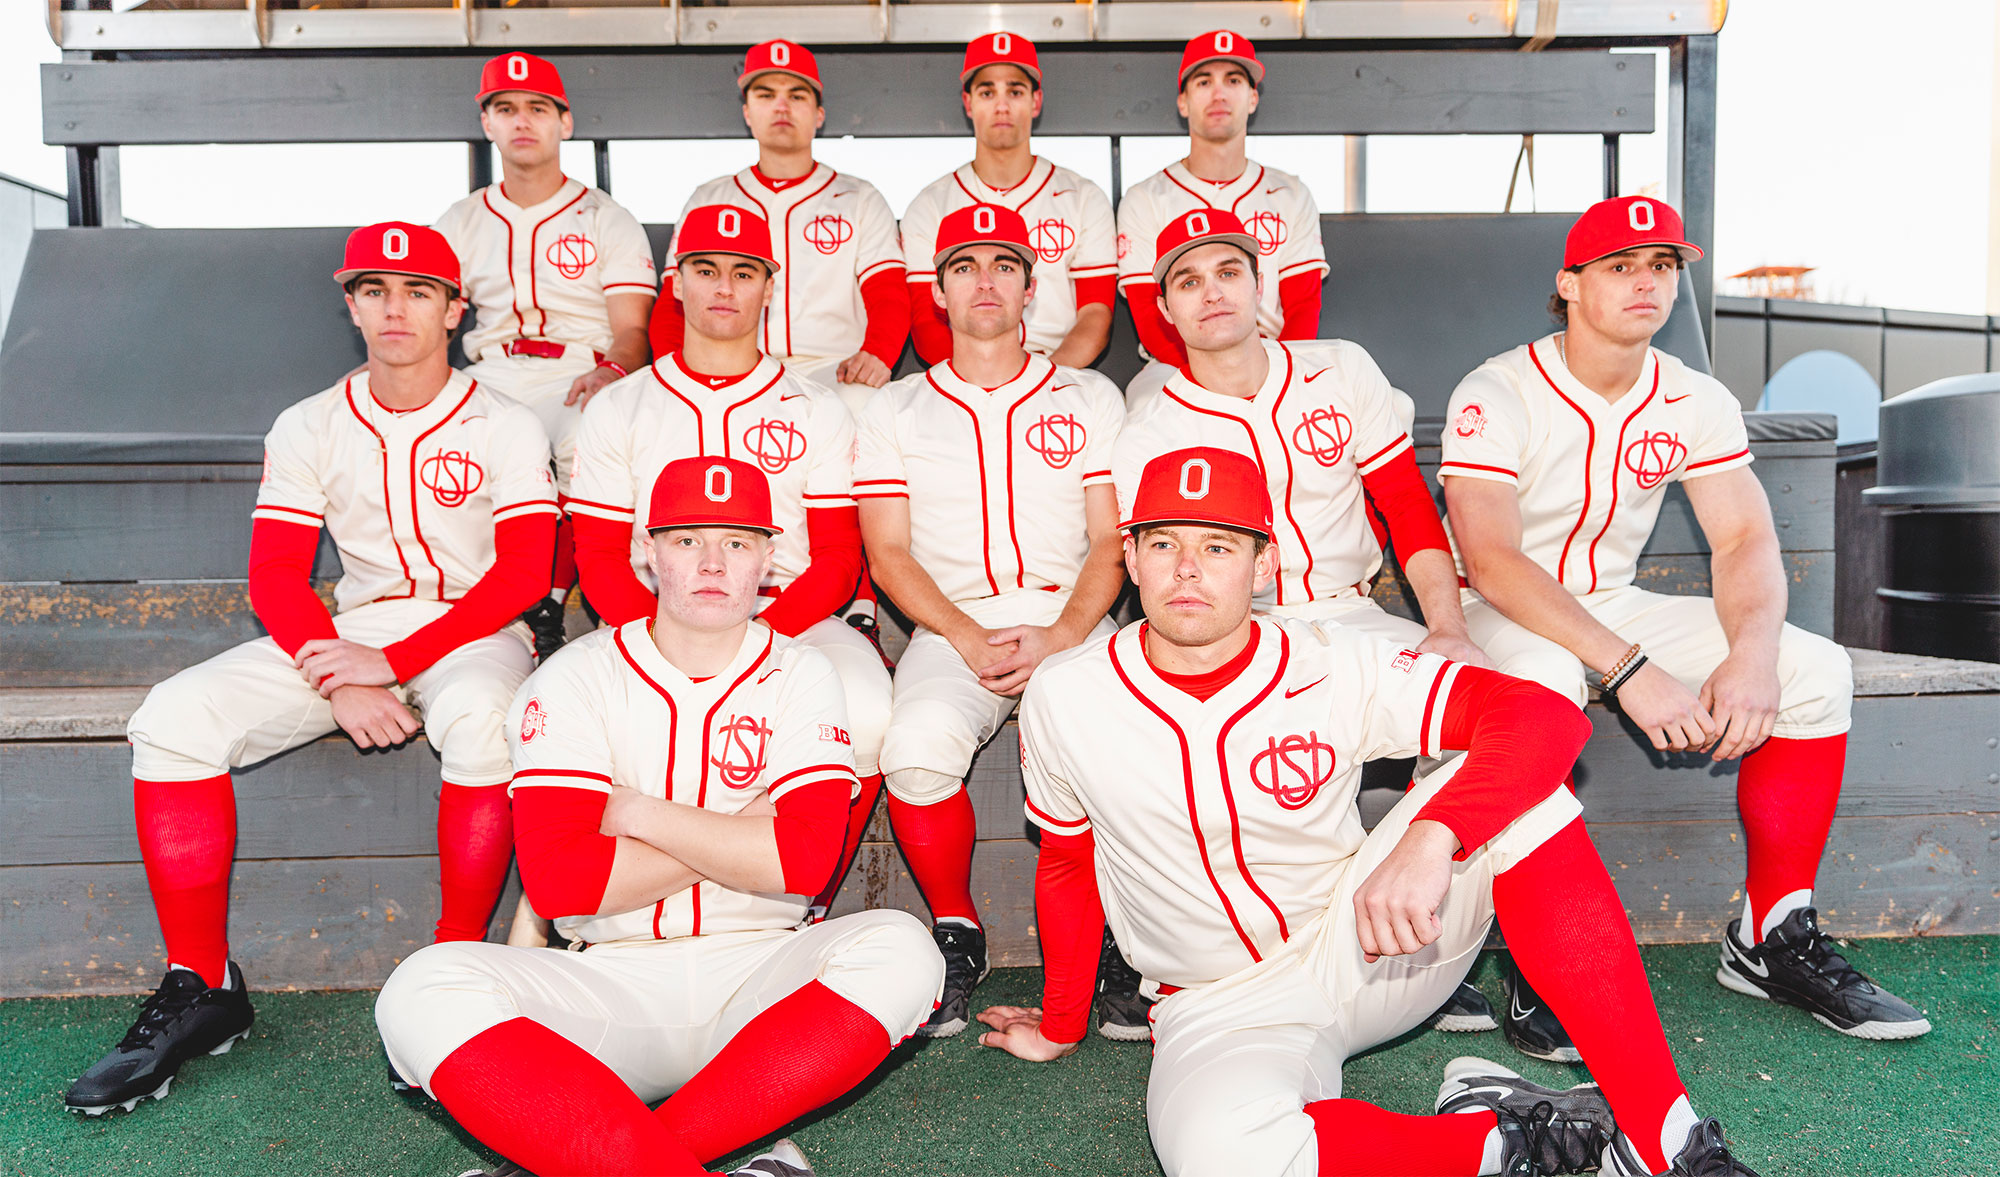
1848,648,2000,695
0,686,149,740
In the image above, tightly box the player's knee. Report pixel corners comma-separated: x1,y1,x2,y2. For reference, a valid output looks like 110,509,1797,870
881,697,979,778
374,941,510,1085
421,680,517,785
1502,648,1588,706
821,909,947,1039
1149,1086,1304,1177
1775,628,1854,734
884,766,965,807
127,678,232,779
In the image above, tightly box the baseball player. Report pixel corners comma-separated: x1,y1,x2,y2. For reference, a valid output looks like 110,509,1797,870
435,51,658,657
568,205,891,922
899,32,1118,370
374,457,944,1177
978,445,1764,1177
1439,195,1929,1058
67,225,559,1116
1116,31,1328,408
650,40,908,418
855,203,1126,1037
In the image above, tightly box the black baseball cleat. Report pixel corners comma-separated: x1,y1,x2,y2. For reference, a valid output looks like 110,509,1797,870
916,922,990,1038
65,962,255,1115
387,1051,415,1093
1430,980,1500,1033
517,595,568,662
1716,906,1931,1039
1096,926,1153,1042
1435,1056,1615,1175
1501,961,1580,1063
727,1139,816,1176
455,1163,533,1177
1603,1116,1760,1176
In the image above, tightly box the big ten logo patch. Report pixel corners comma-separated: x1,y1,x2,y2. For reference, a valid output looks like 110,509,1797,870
1391,648,1418,673
1024,413,1087,469
1622,431,1687,490
420,448,485,507
1244,210,1286,255
1453,404,1487,439
710,714,773,788
742,417,808,474
1249,732,1338,810
1029,218,1075,263
1290,406,1352,467
817,723,852,745
803,215,853,255
519,697,547,743
546,233,597,279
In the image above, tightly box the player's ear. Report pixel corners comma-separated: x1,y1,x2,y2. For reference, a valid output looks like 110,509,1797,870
931,279,948,312
1243,83,1260,116
1251,537,1280,593
1175,88,1191,123
670,270,684,304
477,105,499,144
558,107,575,141
344,292,362,328
1022,274,1037,307
1555,267,1581,303
812,102,826,134
1030,88,1045,121
1120,532,1140,581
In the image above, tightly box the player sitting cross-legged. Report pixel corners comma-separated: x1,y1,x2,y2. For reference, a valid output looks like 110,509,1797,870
977,446,1764,1177
67,225,559,1117
374,456,944,1177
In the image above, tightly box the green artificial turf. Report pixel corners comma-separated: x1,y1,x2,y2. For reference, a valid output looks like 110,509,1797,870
2,938,1992,1177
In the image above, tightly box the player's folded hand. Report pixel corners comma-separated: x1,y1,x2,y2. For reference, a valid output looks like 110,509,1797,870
1613,661,1719,755
1415,627,1495,671
1698,654,1780,762
977,624,1076,697
975,1006,1079,1062
564,366,619,409
947,625,1019,682
1352,819,1457,963
328,684,420,750
297,638,398,697
835,350,892,388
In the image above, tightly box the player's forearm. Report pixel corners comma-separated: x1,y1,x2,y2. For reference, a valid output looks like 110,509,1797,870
1048,303,1112,369
245,517,339,657
757,505,864,638
1418,668,1591,856
514,786,703,919
571,513,658,626
1051,530,1127,645
864,542,978,643
1033,830,1106,1045
1708,533,1787,663
383,514,556,681
614,795,787,893
599,837,708,915
604,324,651,375
1401,548,1472,636
1462,545,1631,674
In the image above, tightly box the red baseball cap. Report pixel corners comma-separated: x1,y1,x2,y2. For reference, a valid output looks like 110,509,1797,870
1122,447,1273,539
961,31,1041,89
674,205,781,274
1563,195,1703,269
477,52,568,109
647,457,782,535
1179,30,1265,89
739,40,822,97
334,222,462,298
1152,208,1260,283
932,203,1036,273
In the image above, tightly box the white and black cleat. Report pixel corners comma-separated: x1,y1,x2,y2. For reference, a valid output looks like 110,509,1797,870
916,922,990,1038
65,961,255,1116
1603,1116,1759,1176
1501,962,1580,1064
1716,907,1932,1040
1430,980,1500,1033
728,1138,815,1177
1095,926,1154,1043
455,1162,534,1177
1435,1056,1613,1175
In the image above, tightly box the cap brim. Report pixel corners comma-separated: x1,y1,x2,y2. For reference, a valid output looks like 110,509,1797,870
333,267,462,298
739,68,822,96
1572,239,1704,268
1120,513,1270,539
476,86,568,110
1152,233,1260,284
644,518,783,536
960,61,1043,87
1179,53,1266,87
933,240,1036,274
674,248,782,276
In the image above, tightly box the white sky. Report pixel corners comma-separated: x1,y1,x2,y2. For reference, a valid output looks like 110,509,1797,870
2,1,1993,314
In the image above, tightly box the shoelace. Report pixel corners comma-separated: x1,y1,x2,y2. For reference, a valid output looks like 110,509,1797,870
116,979,205,1050
1677,1118,1750,1176
1504,1098,1604,1175
1778,924,1867,991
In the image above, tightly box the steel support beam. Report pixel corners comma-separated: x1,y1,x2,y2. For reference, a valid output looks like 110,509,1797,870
62,145,119,227
467,142,492,193
1669,35,1718,345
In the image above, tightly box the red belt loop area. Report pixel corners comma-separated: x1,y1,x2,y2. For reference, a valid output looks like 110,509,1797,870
506,339,607,365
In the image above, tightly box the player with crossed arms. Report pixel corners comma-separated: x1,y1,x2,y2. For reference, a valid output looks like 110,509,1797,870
978,446,1764,1177
68,225,559,1116
855,203,1126,1037
1439,195,1930,1062
374,456,944,1177
436,52,655,659
1117,31,1329,409
568,205,892,924
899,32,1118,372
651,40,908,419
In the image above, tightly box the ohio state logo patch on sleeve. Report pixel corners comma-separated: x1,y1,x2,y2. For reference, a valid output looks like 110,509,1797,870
519,697,546,742
1453,404,1487,438
817,723,852,745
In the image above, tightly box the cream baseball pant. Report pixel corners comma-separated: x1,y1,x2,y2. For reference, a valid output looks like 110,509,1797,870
464,348,598,492
127,598,533,786
776,613,892,779
784,355,887,422
374,909,945,1097
880,588,1118,806
1145,769,1583,1177
1459,584,1853,739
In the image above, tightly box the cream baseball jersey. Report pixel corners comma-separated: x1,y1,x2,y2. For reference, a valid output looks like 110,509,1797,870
436,177,656,362
253,371,558,613
507,621,859,946
567,355,856,593
853,355,1124,604
668,166,901,362
900,159,1117,355
1439,335,1753,595
1021,617,1466,989
1117,161,1326,338
1113,339,1412,608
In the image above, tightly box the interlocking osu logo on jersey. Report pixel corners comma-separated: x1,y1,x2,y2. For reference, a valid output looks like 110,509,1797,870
803,215,853,255
420,448,485,507
1453,404,1488,438
709,714,773,789
1028,218,1076,263
1244,210,1286,255
1024,413,1087,469
1249,732,1338,810
1291,406,1353,467
1622,430,1688,490
742,418,808,474
519,698,546,744
546,233,597,279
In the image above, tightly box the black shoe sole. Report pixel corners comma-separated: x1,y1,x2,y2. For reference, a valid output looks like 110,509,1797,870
65,1028,251,1116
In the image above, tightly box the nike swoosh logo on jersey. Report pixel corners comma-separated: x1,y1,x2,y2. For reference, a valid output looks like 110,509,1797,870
457,415,486,425
1284,676,1327,698
1664,394,1692,404
1052,189,1074,198
757,669,782,684
1303,368,1335,383
779,392,807,402
1265,186,1283,195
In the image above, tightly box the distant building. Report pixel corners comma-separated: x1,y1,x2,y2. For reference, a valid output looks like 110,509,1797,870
1729,264,1817,301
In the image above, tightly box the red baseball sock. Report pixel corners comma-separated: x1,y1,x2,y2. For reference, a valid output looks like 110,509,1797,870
810,774,883,913
1493,819,1685,1174
1737,734,1845,938
435,782,515,943
134,775,237,988
429,1018,706,1177
656,980,891,1162
551,512,578,594
887,785,980,926
1306,1099,1497,1176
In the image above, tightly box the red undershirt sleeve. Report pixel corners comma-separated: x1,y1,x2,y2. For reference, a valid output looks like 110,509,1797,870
571,513,658,627
773,778,850,895
1034,828,1106,1045
1277,271,1324,340
246,517,339,657
1358,449,1452,564
757,505,863,638
906,281,953,366
1122,280,1188,369
382,513,556,682
647,282,687,359
1414,666,1592,859
1074,274,1117,313
511,784,617,920
859,268,911,369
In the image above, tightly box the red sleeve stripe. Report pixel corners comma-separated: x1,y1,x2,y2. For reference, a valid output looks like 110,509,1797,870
853,478,906,487
494,499,561,518
905,269,937,282
1685,448,1752,472
1278,259,1330,274
510,767,615,794
1355,434,1412,472
1082,468,1112,480
1025,796,1092,833
566,503,637,522
1419,661,1462,758
768,762,857,791
565,495,637,513
1439,461,1519,478
603,281,658,291
253,505,325,523
1068,263,1118,276
853,491,910,500
770,774,858,803
858,260,906,281
1116,273,1150,286
801,492,856,502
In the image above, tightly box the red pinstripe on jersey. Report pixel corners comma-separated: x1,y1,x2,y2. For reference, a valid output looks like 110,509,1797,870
1584,366,1660,593
612,624,682,940
1531,342,1598,590
689,633,775,936
404,381,482,599
734,166,841,357
926,356,1049,596
1686,448,1751,472
1211,629,1295,943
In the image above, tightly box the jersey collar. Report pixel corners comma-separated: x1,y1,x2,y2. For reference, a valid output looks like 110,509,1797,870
930,351,1052,403
954,157,1052,209
345,369,478,437
1108,616,1289,726
489,174,584,216
656,351,784,402
1164,160,1264,208
740,162,833,204
1161,338,1290,414
1530,333,1660,414
615,617,775,697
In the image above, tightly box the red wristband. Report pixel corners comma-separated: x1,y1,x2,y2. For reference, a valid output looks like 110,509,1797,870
597,359,629,379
